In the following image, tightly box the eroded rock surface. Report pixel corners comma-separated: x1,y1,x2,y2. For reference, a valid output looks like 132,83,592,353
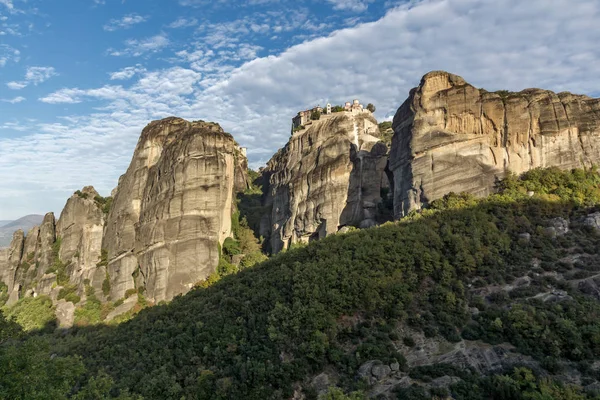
0,117,247,318
104,117,247,301
261,111,389,253
56,186,106,296
389,71,600,217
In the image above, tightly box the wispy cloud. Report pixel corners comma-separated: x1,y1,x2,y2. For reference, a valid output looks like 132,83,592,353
7,66,57,89
108,34,169,56
25,66,58,84
0,96,25,103
109,64,146,80
167,17,197,29
103,14,148,31
6,81,26,89
0,0,14,11
326,0,375,12
0,44,19,67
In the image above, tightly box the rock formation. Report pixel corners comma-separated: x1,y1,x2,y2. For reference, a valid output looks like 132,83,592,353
55,187,107,296
0,117,249,317
103,117,248,302
261,111,389,253
389,71,600,217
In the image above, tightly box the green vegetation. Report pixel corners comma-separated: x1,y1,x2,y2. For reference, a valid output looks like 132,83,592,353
58,285,81,304
378,121,393,146
74,189,113,215
102,272,111,297
96,249,108,268
1,167,600,399
74,190,89,199
46,237,70,286
0,282,8,307
311,110,321,120
2,296,56,332
366,103,375,113
94,195,113,215
73,293,114,327
331,105,345,113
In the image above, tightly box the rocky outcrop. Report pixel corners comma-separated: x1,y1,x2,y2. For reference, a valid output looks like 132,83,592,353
261,111,389,253
55,187,106,296
389,71,600,217
0,230,24,305
103,117,248,302
0,117,248,313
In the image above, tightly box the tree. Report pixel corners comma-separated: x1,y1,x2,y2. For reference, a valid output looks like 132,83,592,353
366,103,376,113
311,110,321,120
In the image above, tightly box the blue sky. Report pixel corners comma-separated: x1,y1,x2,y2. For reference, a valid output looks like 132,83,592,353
1,0,599,220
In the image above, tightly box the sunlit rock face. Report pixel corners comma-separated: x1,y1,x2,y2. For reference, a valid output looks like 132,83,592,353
389,71,600,218
261,111,389,253
103,117,248,302
0,118,247,310
55,186,106,297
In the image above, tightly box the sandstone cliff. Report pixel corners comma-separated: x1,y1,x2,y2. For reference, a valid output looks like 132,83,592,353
103,117,248,302
55,187,106,296
0,117,248,317
389,71,600,217
261,111,389,253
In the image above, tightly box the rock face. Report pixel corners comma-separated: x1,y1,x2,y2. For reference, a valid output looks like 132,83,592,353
0,117,248,313
389,71,600,217
103,117,248,302
56,186,107,296
261,111,388,253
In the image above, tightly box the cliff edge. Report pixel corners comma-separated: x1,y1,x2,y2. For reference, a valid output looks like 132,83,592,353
389,71,600,217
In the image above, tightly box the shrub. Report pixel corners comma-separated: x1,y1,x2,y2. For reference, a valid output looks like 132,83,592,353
3,296,56,331
222,237,241,256
102,272,111,297
96,249,108,268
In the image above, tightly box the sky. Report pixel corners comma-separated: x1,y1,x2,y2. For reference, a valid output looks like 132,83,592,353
0,0,599,220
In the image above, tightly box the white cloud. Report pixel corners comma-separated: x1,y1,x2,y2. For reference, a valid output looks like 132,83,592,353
6,81,26,89
7,66,57,89
0,0,13,10
168,17,197,29
326,0,374,12
103,14,147,31
109,65,146,80
3,0,600,218
25,66,58,84
39,88,84,104
109,34,169,56
0,96,25,103
0,44,19,67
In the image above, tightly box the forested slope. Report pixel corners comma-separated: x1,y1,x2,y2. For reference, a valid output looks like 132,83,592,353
1,167,600,400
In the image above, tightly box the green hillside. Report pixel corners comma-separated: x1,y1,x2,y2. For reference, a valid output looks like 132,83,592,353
2,167,600,399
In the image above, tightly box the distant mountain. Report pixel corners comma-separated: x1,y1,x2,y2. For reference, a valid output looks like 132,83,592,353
0,214,44,248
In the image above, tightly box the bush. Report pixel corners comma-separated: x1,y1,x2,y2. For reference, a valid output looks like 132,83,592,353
222,237,241,256
102,272,111,297
3,296,56,331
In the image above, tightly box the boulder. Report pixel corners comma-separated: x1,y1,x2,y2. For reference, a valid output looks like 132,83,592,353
584,212,600,231
55,300,76,328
